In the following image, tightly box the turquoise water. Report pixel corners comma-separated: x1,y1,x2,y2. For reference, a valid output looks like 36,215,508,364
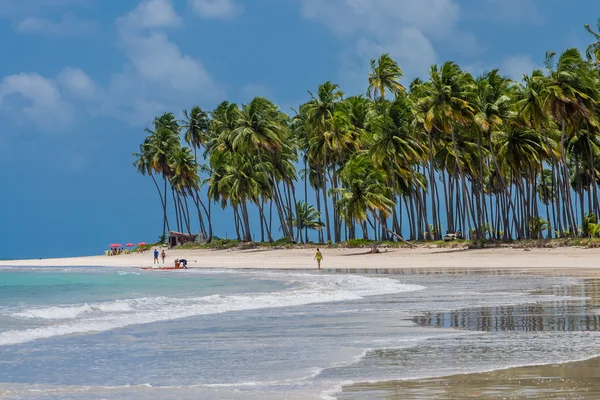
0,267,598,399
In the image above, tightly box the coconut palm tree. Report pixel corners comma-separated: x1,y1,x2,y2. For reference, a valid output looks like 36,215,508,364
303,81,344,243
293,201,325,243
231,96,295,241
370,96,425,239
136,35,600,244
536,169,555,237
417,62,477,238
133,140,168,237
367,53,405,100
335,155,394,238
543,48,598,235
146,113,180,239
182,106,210,159
585,19,600,66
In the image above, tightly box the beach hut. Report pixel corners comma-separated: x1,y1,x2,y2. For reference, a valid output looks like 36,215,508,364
168,231,196,248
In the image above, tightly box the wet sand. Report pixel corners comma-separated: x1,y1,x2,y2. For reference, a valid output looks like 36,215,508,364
339,276,600,399
340,357,600,399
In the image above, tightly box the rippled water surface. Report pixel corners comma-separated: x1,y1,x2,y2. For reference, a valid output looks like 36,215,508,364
0,266,595,399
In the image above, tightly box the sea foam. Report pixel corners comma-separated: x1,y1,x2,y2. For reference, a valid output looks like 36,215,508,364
1,273,424,346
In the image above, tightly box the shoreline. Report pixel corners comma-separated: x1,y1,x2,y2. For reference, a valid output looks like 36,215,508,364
3,247,600,275
3,251,600,398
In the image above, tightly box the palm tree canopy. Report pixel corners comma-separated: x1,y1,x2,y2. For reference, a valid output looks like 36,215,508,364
367,53,405,100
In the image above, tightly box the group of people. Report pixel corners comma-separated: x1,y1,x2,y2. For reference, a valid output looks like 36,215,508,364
106,247,127,256
153,249,166,264
150,248,324,270
152,248,188,268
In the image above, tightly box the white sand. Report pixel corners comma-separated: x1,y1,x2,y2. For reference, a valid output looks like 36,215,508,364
2,246,600,274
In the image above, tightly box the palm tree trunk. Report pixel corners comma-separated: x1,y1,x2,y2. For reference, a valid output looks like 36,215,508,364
233,206,241,241
441,169,452,233
149,172,168,238
241,201,252,241
191,191,207,237
560,119,578,235
182,195,192,235
162,176,170,240
304,156,309,241
427,135,440,239
368,214,414,246
259,199,265,242
320,167,332,243
171,187,180,233
272,181,292,240
315,189,323,243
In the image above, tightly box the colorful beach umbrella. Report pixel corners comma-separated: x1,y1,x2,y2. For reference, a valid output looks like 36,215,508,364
138,242,147,246
109,244,119,248
125,243,135,247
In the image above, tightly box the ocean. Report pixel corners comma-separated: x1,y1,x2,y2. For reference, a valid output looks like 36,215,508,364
0,266,597,399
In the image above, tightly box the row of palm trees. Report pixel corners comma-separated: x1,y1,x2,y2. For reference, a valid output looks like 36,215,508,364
133,22,600,244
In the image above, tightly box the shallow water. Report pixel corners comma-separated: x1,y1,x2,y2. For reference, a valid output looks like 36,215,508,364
0,266,594,399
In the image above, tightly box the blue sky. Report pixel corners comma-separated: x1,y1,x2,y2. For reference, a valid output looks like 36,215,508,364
0,0,597,258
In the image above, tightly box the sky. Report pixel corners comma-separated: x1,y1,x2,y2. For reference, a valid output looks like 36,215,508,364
0,0,597,259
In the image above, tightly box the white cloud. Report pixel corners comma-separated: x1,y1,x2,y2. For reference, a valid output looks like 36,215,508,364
119,32,215,94
298,0,477,90
355,27,437,78
500,54,541,81
17,13,97,36
57,67,98,100
98,0,222,124
300,0,460,40
118,0,182,30
0,72,72,128
189,0,243,20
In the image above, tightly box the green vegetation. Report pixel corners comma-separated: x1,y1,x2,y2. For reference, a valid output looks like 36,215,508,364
134,20,600,245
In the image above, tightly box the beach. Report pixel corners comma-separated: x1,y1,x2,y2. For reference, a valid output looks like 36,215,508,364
3,246,600,274
3,248,600,399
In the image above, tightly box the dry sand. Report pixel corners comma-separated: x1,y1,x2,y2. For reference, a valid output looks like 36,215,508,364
2,246,600,274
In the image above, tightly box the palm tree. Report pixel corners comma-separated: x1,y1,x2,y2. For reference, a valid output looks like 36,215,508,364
336,154,412,244
473,70,516,239
303,81,344,243
147,112,180,240
293,201,325,243
536,169,555,237
136,37,600,245
417,62,477,238
494,122,544,238
335,155,393,238
585,19,600,66
543,49,598,235
133,140,168,237
370,96,425,239
231,96,295,241
367,53,405,100
182,106,210,159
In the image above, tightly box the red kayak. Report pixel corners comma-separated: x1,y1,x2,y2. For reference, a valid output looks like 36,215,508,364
140,266,185,270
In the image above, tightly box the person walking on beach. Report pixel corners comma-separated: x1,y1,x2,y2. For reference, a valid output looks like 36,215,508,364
153,249,159,264
314,248,323,270
161,250,166,264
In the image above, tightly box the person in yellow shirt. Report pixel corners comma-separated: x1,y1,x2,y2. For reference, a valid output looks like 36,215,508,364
314,248,323,270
